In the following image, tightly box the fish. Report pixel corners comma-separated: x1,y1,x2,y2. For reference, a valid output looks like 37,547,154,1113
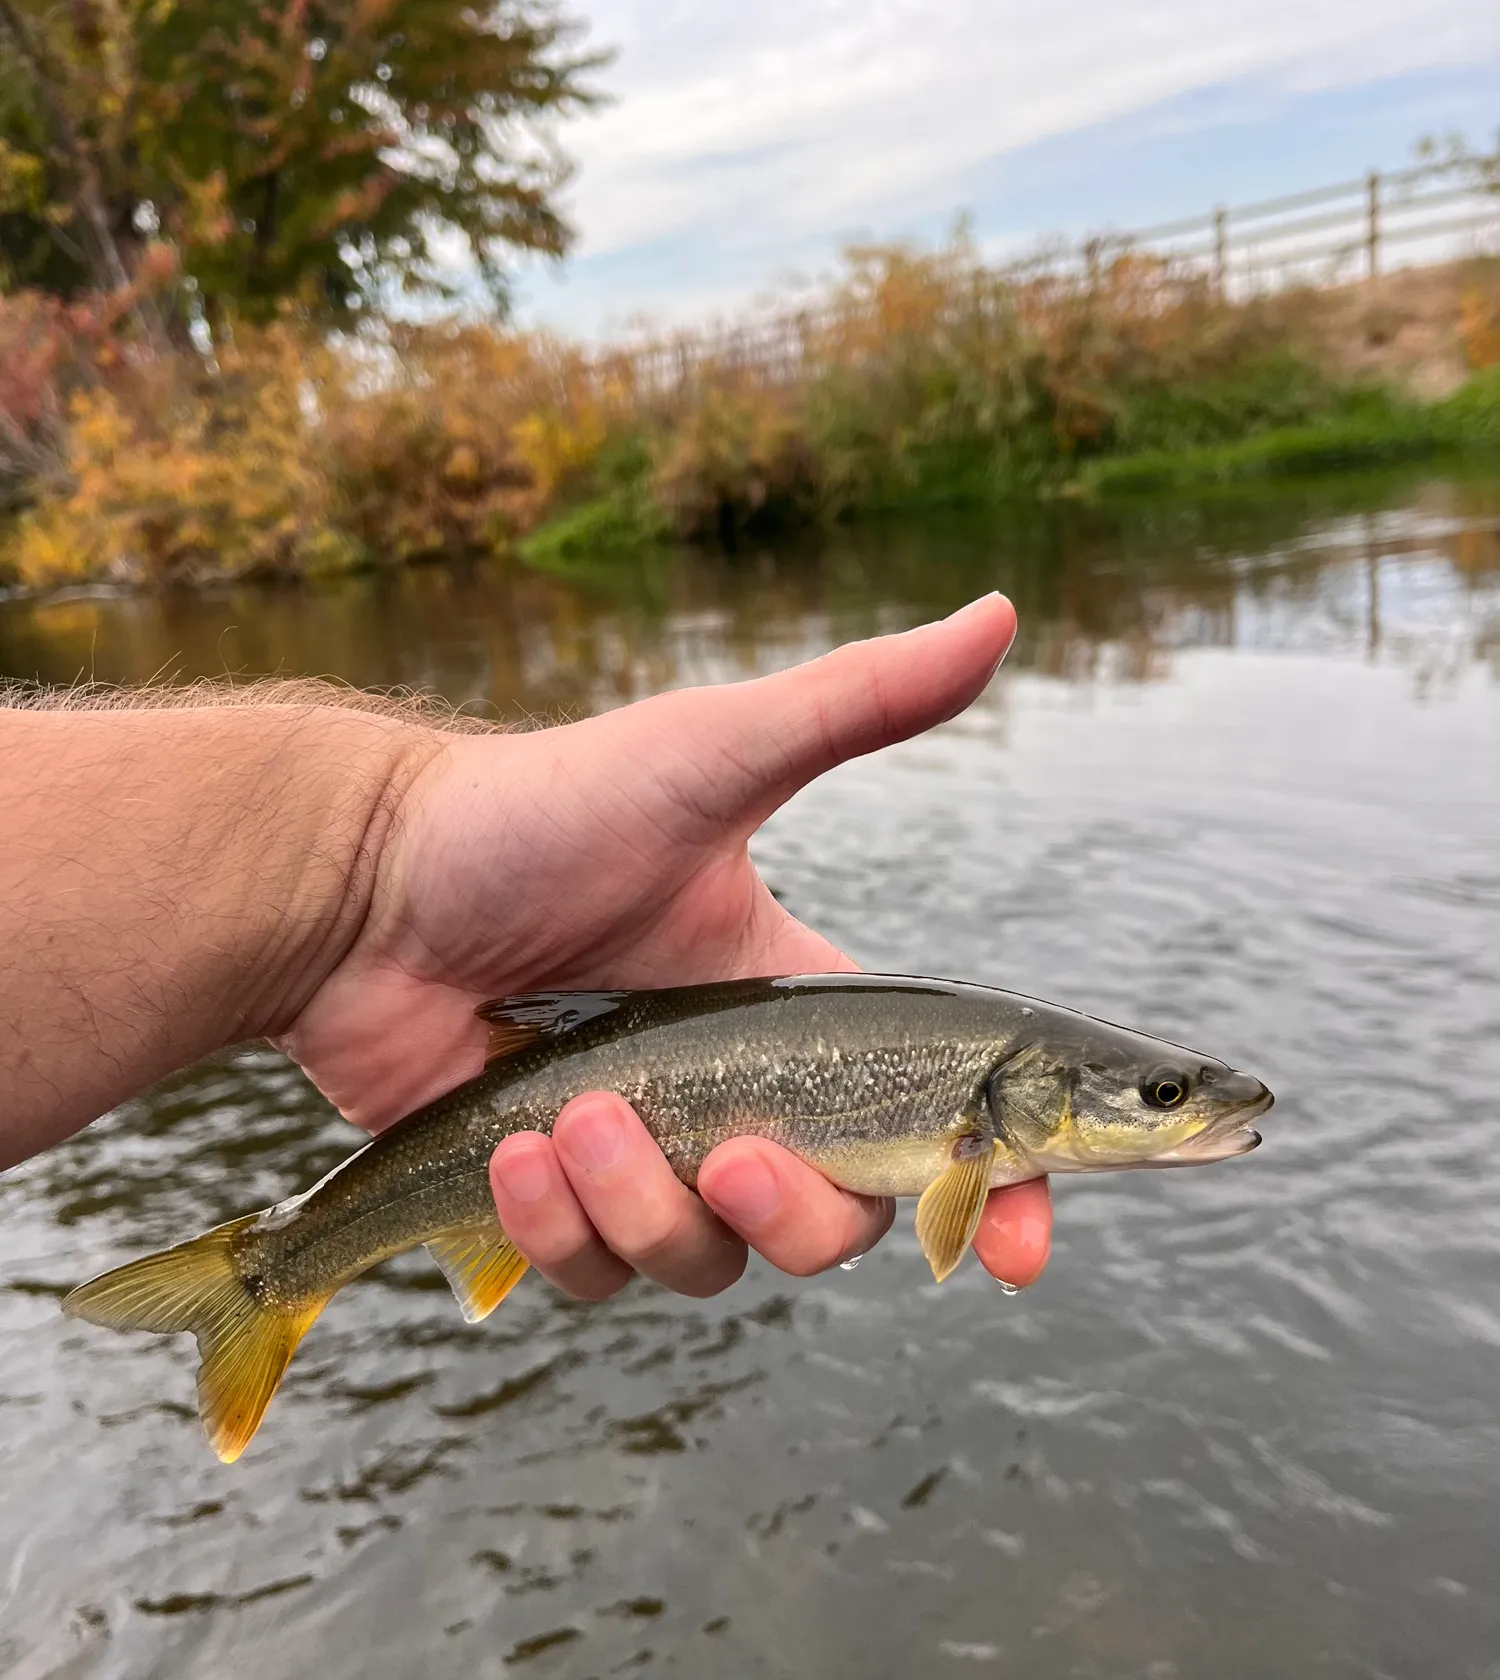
62,974,1273,1462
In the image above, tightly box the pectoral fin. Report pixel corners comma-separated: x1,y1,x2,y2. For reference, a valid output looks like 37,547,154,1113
914,1130,995,1283
426,1220,531,1323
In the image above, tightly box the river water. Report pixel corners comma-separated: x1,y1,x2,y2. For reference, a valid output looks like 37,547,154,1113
1,479,1497,1679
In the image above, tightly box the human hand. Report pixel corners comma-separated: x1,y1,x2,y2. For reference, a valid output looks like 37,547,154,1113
277,594,1051,1295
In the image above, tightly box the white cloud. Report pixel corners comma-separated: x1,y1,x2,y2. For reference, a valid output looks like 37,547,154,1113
523,0,1499,328
562,0,1496,247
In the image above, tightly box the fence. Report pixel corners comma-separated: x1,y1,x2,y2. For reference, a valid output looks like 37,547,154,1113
614,153,1500,388
1123,155,1500,295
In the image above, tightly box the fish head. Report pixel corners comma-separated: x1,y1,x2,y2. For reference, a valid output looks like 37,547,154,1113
987,1023,1272,1174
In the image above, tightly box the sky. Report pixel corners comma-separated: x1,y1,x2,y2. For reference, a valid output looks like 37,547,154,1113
510,0,1500,336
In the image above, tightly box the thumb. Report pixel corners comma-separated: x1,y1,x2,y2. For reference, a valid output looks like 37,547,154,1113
639,593,1016,826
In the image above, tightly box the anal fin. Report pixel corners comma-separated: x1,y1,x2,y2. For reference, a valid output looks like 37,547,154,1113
914,1129,995,1283
425,1219,530,1323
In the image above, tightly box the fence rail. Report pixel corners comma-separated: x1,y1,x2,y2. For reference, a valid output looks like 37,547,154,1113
1124,156,1500,293
612,153,1500,386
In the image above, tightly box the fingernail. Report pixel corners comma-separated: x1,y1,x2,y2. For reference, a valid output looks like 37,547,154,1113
947,591,1001,619
561,1101,627,1174
707,1157,781,1228
494,1145,552,1205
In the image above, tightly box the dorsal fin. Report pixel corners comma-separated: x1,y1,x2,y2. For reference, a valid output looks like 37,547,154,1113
480,1016,547,1065
474,991,633,1067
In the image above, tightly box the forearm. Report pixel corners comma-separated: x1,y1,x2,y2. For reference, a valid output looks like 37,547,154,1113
0,702,429,1166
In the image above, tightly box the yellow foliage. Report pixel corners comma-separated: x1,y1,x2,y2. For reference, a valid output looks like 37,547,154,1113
324,327,543,561
1459,280,1500,369
2,234,1471,588
6,326,354,587
0,139,46,217
652,373,817,539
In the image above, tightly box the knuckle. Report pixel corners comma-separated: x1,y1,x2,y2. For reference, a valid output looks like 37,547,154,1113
620,1202,704,1272
763,1234,835,1278
672,1242,748,1297
559,1265,631,1303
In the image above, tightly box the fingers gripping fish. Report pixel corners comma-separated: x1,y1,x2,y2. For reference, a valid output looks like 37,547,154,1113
63,975,1272,1462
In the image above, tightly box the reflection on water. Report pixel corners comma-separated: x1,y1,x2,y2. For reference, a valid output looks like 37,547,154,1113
1,477,1498,1679
3,476,1497,715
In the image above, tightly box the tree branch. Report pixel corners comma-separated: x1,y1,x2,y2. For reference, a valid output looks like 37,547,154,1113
0,0,166,351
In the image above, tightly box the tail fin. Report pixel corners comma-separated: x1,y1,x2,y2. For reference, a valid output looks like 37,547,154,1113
62,1216,326,1464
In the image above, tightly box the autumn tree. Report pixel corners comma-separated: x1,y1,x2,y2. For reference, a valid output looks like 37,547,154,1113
0,0,603,323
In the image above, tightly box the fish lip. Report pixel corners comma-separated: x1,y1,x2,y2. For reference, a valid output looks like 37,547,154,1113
1151,1088,1273,1165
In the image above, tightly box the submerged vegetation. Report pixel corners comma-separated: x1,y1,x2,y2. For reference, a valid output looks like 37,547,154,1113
3,240,1500,589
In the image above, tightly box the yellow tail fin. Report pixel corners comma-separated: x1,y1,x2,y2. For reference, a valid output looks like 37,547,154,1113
62,1216,325,1464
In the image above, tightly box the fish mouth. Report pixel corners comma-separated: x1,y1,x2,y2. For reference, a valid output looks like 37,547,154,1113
1151,1088,1274,1166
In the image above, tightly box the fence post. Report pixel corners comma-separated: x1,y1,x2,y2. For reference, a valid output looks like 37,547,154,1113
1213,207,1227,297
1366,170,1380,282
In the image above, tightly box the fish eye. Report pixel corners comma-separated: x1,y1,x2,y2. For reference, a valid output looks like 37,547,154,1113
1141,1069,1190,1109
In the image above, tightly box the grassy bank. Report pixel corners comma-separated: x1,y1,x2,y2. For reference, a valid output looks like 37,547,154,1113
1077,370,1500,496
3,244,1499,589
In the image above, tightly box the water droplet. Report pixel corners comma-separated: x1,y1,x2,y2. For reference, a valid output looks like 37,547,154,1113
996,1280,1019,1296
839,1253,863,1271
1019,1006,1035,1019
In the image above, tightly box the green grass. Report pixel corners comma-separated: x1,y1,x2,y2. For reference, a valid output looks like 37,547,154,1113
1077,368,1500,498
514,366,1500,556
1077,416,1446,496
1437,363,1500,448
517,493,665,566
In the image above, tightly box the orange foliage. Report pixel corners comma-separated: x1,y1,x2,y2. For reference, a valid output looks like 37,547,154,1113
1459,271,1500,368
652,372,819,539
1,234,1462,588
0,288,143,508
325,329,541,563
7,326,353,586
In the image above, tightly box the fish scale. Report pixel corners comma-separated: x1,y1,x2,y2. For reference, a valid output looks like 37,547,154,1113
62,973,1272,1462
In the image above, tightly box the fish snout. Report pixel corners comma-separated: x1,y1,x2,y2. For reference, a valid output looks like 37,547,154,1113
1186,1069,1273,1158
1199,1066,1274,1112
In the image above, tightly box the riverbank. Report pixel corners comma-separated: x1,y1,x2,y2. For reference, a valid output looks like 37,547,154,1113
1077,367,1500,496
3,243,1499,590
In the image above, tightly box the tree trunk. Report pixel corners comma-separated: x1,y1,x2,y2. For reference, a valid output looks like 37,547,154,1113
0,0,167,352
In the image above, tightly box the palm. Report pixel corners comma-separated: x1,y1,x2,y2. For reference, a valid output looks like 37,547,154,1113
279,598,1014,1130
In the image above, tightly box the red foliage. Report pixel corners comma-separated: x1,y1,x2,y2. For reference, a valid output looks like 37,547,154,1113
0,288,138,504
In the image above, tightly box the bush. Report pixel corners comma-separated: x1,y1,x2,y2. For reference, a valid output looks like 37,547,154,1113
651,375,822,540
0,289,137,515
7,235,1498,587
5,326,354,587
1458,261,1500,369
324,329,541,564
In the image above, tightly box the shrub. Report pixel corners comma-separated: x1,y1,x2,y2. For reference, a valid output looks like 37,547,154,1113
651,373,821,540
6,326,354,587
6,234,1497,587
1459,261,1500,369
323,328,541,564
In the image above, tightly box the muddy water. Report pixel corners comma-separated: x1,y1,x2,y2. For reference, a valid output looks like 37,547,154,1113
1,482,1498,1679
